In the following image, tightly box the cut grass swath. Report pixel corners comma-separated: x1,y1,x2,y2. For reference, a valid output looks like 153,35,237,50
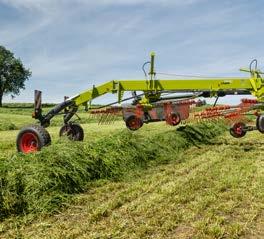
0,122,225,220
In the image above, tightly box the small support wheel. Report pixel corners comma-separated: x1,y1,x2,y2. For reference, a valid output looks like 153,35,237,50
59,123,84,141
125,115,143,131
230,122,247,138
16,125,51,153
256,115,264,133
168,112,181,126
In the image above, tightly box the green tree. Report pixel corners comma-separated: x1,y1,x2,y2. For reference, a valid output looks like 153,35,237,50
0,46,31,107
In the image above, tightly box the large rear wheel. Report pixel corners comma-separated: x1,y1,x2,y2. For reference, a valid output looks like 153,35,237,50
16,125,51,153
59,123,84,141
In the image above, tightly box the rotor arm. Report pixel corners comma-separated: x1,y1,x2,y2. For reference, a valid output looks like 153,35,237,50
71,77,255,107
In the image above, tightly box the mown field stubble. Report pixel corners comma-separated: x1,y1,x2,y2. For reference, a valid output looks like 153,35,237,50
0,105,263,239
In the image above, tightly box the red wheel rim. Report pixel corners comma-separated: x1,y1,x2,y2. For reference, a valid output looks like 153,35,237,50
20,132,39,153
128,118,140,130
171,115,180,125
233,123,243,136
168,113,180,126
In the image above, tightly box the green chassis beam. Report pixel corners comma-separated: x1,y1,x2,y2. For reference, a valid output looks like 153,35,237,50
70,53,264,107
71,77,263,107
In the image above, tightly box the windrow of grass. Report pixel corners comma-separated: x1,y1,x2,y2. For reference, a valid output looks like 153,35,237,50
0,122,225,221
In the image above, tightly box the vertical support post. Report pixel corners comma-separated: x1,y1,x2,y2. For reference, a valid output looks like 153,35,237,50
149,52,155,80
33,90,42,119
117,82,124,103
149,52,156,90
64,96,69,114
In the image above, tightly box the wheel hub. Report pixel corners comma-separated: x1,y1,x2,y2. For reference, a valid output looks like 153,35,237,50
128,118,141,130
230,122,247,138
20,133,38,153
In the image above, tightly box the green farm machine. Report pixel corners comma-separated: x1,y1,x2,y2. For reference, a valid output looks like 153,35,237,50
16,53,264,153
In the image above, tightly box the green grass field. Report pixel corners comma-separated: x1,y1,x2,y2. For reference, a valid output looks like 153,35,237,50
0,103,102,131
0,105,263,239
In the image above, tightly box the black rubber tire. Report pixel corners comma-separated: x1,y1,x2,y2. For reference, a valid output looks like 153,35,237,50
59,123,84,141
16,124,51,153
256,115,264,133
169,112,181,126
125,115,143,131
229,122,247,138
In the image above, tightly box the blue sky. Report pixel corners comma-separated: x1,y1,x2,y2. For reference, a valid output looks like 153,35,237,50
1,0,264,104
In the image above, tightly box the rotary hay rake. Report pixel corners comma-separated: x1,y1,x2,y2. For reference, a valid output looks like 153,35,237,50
90,99,199,129
16,53,264,153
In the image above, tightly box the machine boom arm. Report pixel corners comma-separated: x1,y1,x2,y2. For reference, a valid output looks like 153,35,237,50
36,53,264,127
72,78,255,106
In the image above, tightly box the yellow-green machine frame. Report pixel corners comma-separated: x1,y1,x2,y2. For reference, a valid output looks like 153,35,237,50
16,53,264,153
73,53,264,107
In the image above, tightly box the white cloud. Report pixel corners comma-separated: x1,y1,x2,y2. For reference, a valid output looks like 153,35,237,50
0,0,57,12
0,18,51,46
1,0,264,103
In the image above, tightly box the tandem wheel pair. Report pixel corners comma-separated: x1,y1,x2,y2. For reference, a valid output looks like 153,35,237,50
16,123,83,153
229,115,264,138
